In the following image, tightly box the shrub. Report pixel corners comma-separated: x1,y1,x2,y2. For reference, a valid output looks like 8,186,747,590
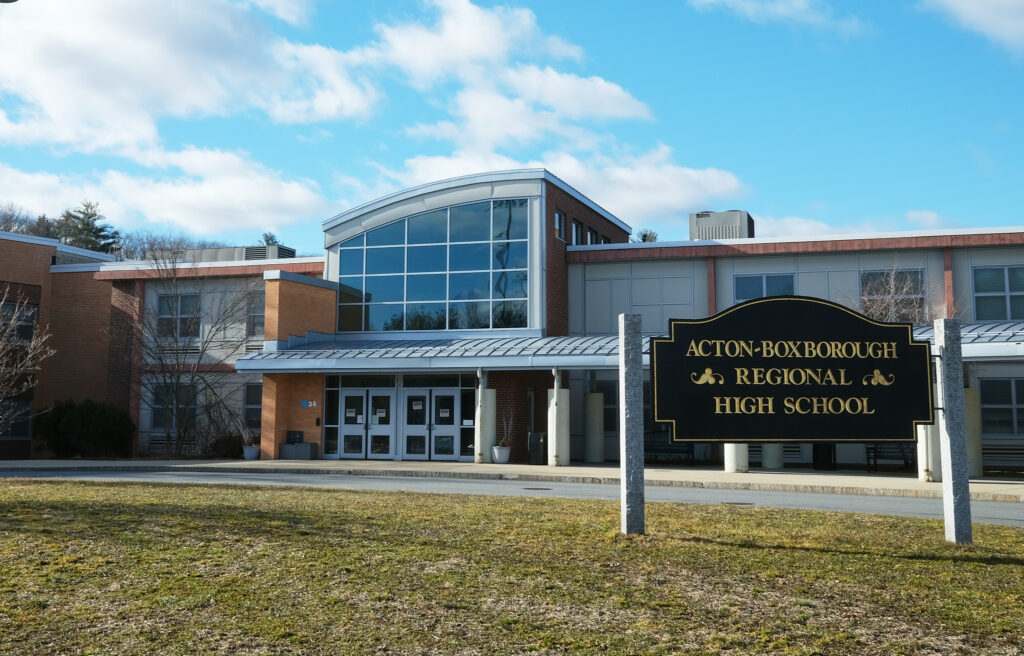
204,434,243,458
35,399,135,458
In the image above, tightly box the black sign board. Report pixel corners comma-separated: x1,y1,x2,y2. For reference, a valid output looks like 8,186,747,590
651,296,934,442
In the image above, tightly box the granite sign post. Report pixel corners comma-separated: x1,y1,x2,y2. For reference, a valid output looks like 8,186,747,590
619,313,644,535
934,319,972,543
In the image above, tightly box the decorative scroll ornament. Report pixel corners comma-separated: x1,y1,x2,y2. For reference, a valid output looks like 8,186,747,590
691,368,725,385
862,369,895,386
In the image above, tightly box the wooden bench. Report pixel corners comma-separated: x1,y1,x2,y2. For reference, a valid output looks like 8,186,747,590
865,442,916,472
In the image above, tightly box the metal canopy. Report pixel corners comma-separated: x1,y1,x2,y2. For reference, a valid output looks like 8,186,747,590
236,322,1024,374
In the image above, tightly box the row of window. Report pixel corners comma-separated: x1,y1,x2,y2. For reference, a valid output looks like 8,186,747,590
1,301,37,341
151,382,262,432
156,292,265,340
553,210,611,245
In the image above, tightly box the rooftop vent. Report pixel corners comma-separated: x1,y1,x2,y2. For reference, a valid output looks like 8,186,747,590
689,210,755,240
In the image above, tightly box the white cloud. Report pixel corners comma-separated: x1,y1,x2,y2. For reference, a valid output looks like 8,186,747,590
905,209,943,228
503,66,651,121
0,0,375,152
689,0,864,36
239,0,313,25
0,150,329,235
920,0,1024,53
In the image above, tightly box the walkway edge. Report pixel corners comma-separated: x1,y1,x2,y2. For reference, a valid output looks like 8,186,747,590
2,464,1021,503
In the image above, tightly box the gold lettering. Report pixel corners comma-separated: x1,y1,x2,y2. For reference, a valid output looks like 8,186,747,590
714,396,732,414
735,368,750,384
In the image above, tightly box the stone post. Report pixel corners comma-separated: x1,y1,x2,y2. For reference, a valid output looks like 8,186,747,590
619,313,644,535
935,319,972,544
474,369,496,463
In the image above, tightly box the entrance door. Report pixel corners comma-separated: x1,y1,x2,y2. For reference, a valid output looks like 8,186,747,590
340,389,395,459
402,389,460,461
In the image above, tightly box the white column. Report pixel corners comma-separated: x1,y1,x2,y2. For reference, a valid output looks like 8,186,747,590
619,313,644,535
917,423,941,481
724,444,749,473
935,318,972,544
548,368,571,466
474,370,496,464
584,392,605,463
761,443,784,470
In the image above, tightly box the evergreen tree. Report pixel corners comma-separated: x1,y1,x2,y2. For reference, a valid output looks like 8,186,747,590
57,201,120,253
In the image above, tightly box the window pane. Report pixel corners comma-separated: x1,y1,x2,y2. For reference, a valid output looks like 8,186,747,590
326,375,340,389
1010,267,1024,292
493,199,528,240
179,317,199,338
339,234,364,248
366,220,405,246
337,304,362,332
247,315,264,338
339,249,364,276
157,317,176,338
734,276,762,301
366,304,404,331
406,274,446,302
1011,295,1024,320
974,267,1005,293
449,272,490,300
449,302,490,329
325,389,339,422
244,407,261,430
449,243,489,271
976,296,1007,321
493,300,527,328
365,247,404,274
983,408,1014,433
493,270,527,299
338,277,364,304
493,241,527,270
765,274,794,296
365,275,404,303
981,379,1012,405
158,295,175,315
245,383,263,405
407,245,446,273
449,201,490,242
405,303,446,330
179,294,199,316
898,270,924,295
407,209,447,244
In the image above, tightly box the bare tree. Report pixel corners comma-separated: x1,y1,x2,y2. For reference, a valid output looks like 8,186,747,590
858,266,947,324
630,228,658,243
133,241,260,455
0,286,55,437
117,230,228,261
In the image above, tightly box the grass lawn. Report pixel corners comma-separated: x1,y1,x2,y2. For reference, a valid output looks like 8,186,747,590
1,481,1023,655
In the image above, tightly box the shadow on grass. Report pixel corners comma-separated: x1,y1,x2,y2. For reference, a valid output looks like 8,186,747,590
675,534,1024,567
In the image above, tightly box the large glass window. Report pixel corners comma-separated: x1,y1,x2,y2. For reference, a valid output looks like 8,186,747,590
337,199,530,331
244,383,262,432
247,292,265,338
0,398,31,439
734,274,794,303
0,302,37,341
860,270,925,322
152,383,197,430
974,266,1024,321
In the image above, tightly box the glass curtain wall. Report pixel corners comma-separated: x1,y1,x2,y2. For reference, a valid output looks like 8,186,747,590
337,199,529,331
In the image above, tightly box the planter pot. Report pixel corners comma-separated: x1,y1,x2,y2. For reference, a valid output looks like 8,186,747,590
242,445,260,460
492,445,511,464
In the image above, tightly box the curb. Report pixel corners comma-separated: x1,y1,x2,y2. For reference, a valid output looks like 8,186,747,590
1,464,1021,503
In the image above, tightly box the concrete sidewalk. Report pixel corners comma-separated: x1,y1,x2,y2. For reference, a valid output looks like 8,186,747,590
3,458,1024,502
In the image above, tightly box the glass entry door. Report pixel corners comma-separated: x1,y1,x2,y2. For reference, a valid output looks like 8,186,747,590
402,389,460,461
340,389,395,460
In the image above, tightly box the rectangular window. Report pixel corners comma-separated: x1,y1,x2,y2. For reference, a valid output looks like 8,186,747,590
157,294,200,338
980,379,1024,434
554,211,566,241
247,292,265,338
244,383,262,432
974,266,1024,321
600,235,611,245
0,302,37,341
587,228,598,245
151,383,198,430
860,270,925,322
734,274,795,303
572,221,583,245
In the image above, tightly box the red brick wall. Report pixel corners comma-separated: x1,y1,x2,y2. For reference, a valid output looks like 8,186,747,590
46,272,115,406
544,180,629,336
260,372,325,458
489,369,567,463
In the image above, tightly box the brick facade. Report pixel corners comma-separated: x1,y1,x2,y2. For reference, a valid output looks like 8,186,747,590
544,180,629,336
265,277,336,342
488,369,567,463
261,372,326,458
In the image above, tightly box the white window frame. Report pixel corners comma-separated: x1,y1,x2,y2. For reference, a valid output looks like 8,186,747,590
151,383,198,431
734,273,795,303
157,293,200,339
973,266,1024,322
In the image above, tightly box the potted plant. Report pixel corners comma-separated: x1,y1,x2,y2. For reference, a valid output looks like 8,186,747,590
492,414,512,463
242,433,260,460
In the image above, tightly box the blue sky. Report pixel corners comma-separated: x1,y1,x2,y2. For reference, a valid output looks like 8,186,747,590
0,0,1022,255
